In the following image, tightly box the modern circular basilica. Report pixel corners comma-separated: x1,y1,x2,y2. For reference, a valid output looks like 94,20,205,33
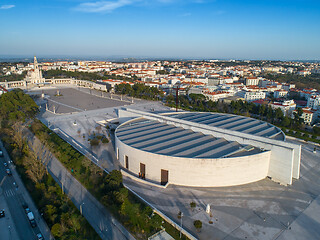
115,108,301,187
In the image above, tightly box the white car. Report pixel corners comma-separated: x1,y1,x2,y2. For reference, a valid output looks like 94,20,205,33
36,233,44,240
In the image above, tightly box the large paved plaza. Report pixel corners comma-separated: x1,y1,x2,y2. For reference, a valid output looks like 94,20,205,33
30,86,146,114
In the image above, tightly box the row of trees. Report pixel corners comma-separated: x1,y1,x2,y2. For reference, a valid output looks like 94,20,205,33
0,71,27,82
0,90,99,240
31,120,187,239
115,83,164,100
43,70,136,82
0,89,38,123
263,73,320,90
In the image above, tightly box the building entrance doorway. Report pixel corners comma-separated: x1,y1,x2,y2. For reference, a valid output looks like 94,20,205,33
161,169,168,185
125,155,129,169
140,163,146,179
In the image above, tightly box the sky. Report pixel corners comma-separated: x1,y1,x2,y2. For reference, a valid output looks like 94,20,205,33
0,0,319,60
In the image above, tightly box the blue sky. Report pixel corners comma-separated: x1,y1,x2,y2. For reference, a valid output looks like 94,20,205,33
0,0,319,60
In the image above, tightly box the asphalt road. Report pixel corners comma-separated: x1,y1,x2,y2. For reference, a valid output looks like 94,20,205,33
0,152,41,240
25,130,135,240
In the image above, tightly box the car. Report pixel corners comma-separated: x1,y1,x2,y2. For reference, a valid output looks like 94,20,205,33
0,151,3,157
3,162,7,167
30,219,37,228
6,168,12,176
0,210,5,218
25,207,31,214
36,233,44,240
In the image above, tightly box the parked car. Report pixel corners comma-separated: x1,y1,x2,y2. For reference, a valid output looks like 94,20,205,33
6,168,12,176
3,162,7,167
25,207,31,214
27,212,37,228
0,150,3,157
0,210,5,218
36,233,44,240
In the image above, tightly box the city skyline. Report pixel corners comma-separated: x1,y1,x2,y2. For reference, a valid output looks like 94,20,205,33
0,0,320,60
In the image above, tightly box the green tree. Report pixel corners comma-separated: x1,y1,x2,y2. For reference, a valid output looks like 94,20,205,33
193,220,202,232
51,223,63,238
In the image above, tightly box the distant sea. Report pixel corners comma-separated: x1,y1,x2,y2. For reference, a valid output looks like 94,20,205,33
0,56,319,63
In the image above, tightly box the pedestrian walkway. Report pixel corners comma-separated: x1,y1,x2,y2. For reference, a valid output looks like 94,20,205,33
4,189,16,197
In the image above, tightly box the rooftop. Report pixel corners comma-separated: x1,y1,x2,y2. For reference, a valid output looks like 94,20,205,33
116,112,285,159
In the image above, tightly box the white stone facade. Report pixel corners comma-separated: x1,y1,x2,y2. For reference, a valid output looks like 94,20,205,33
115,109,301,187
116,134,271,187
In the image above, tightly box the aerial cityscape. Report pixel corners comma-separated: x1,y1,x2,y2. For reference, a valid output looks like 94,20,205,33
0,0,320,240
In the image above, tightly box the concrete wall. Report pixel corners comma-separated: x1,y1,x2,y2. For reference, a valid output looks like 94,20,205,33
117,109,301,185
116,133,271,187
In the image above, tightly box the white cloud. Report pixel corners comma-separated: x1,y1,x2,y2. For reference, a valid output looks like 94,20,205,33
0,5,15,10
74,0,133,12
74,0,210,13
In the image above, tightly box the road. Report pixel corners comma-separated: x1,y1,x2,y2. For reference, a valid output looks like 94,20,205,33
0,141,52,240
25,130,135,240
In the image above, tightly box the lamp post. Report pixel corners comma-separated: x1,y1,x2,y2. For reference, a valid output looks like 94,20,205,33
80,202,84,215
180,212,183,238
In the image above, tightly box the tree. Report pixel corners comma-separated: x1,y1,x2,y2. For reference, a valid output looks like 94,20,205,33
282,116,291,127
69,214,81,233
51,223,63,238
24,139,47,183
313,126,320,135
193,220,202,232
190,201,196,209
90,138,100,147
275,108,284,121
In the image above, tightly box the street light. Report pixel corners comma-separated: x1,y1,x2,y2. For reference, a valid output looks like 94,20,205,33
180,212,183,238
80,202,84,215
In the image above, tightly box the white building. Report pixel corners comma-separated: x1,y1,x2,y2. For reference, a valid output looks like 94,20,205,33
204,91,232,101
238,91,266,101
274,89,288,98
293,108,317,125
270,100,296,116
245,77,260,86
24,56,45,84
115,109,301,187
282,83,295,91
307,95,320,110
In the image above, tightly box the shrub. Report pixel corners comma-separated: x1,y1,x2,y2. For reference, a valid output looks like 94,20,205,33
102,138,109,144
190,202,196,209
89,138,99,146
96,135,103,140
193,220,202,231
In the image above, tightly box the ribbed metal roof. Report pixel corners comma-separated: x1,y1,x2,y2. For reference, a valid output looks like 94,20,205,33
164,112,284,140
116,115,264,159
